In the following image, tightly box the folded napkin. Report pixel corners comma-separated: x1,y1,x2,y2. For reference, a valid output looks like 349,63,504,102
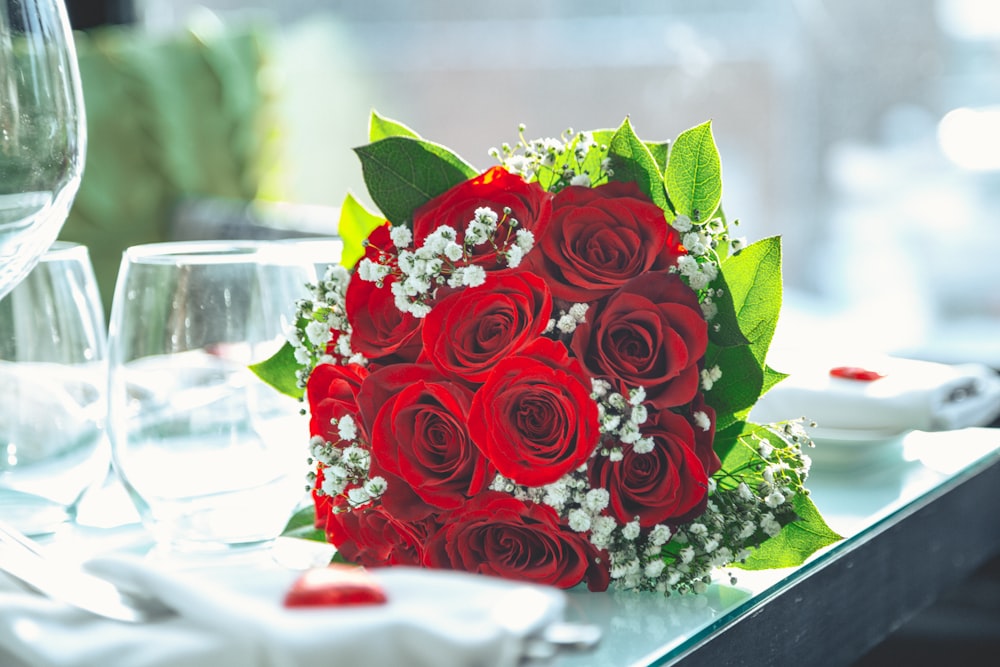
0,552,567,667
751,353,1000,437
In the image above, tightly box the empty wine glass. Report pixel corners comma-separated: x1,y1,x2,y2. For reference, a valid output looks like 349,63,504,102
107,241,316,551
0,0,86,299
0,242,108,534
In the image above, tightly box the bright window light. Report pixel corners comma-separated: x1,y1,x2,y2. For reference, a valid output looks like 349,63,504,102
937,106,1000,171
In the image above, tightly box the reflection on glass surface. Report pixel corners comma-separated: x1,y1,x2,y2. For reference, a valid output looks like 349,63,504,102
552,428,1000,666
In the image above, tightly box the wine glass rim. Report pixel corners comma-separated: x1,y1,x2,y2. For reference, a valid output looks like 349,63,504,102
123,240,305,265
40,241,89,263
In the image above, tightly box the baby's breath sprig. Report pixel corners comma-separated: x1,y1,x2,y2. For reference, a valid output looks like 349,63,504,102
308,414,387,510
490,126,612,193
356,207,534,318
287,264,363,390
590,381,654,459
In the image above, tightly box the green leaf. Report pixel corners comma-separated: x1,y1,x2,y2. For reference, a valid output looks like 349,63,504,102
712,420,755,485
249,341,304,400
704,342,764,431
723,237,783,366
368,109,420,141
664,120,722,222
706,259,751,348
338,192,385,269
761,364,789,397
735,493,843,570
704,238,783,428
646,140,670,174
281,504,327,543
354,136,478,226
608,117,669,210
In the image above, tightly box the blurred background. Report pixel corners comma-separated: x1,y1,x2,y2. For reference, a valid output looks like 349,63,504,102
59,0,1000,367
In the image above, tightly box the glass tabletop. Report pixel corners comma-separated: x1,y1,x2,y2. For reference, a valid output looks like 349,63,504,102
35,426,1000,666
553,427,1000,666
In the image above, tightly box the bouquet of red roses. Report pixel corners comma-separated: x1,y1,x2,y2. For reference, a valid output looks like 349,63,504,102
257,112,840,595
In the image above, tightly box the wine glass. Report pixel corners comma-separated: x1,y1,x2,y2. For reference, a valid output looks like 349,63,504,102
107,241,316,552
0,0,86,299
0,242,108,534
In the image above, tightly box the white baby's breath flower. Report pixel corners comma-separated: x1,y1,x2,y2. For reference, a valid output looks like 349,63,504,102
364,476,387,498
515,229,535,253
567,303,589,323
397,250,415,275
627,386,646,406
649,524,672,546
644,560,666,578
389,224,412,248
632,437,655,454
584,488,610,512
591,378,611,398
506,244,524,268
337,415,358,442
687,270,711,290
462,264,486,288
304,320,332,346
357,258,378,282
692,410,712,432
672,214,693,233
443,241,464,262
765,490,786,508
293,346,311,365
569,173,592,187
761,513,782,537
409,301,432,318
676,255,699,277
567,508,591,532
556,314,577,334
758,439,774,460
622,521,641,540
347,486,371,506
320,474,346,497
591,515,616,540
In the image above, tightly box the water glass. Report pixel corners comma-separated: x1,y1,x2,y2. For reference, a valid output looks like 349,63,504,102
278,236,344,279
0,242,108,534
107,241,315,551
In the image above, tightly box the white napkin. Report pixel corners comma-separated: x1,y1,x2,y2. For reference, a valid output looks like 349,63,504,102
751,353,1000,437
0,553,567,667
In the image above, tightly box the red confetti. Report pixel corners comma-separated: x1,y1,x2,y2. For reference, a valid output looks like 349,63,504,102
829,366,886,382
283,564,388,608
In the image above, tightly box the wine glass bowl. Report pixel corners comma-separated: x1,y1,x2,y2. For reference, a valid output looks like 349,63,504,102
0,0,86,299
107,241,316,551
0,242,108,534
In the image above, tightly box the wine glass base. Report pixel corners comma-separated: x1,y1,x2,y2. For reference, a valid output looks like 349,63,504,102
0,488,75,536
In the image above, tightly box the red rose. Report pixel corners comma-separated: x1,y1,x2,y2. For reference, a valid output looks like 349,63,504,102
469,338,599,486
326,503,441,567
425,492,602,590
422,271,552,383
346,273,423,363
588,409,709,528
571,271,707,408
306,362,368,442
527,181,683,302
412,166,552,269
360,363,491,510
